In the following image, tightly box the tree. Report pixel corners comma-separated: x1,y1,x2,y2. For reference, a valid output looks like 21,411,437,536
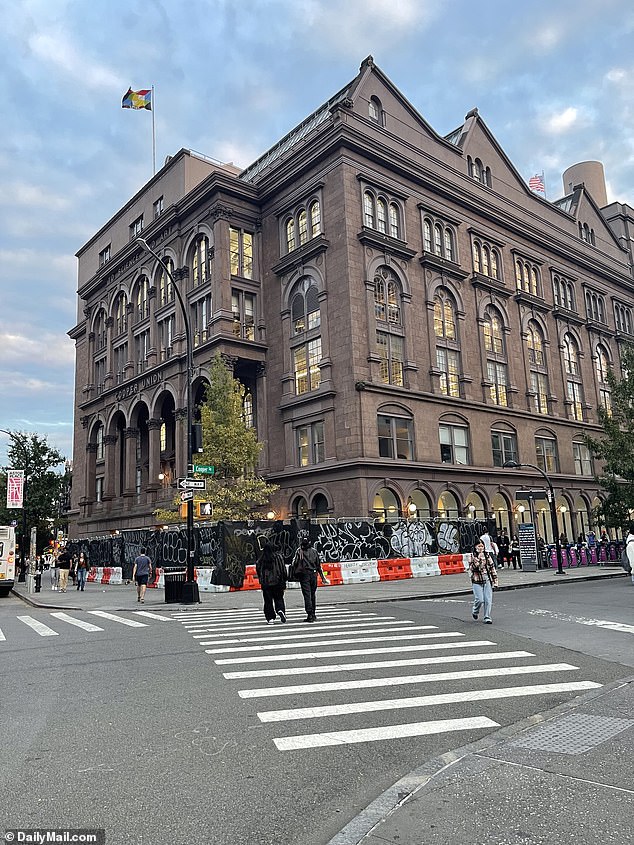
154,354,278,522
0,433,67,556
585,343,634,529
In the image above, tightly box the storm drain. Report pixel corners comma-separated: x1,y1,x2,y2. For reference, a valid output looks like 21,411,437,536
512,714,634,754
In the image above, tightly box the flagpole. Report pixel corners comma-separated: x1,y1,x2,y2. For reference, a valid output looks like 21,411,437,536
541,169,546,199
151,85,156,176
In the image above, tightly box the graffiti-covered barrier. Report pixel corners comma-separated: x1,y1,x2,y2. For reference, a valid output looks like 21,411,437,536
69,517,493,589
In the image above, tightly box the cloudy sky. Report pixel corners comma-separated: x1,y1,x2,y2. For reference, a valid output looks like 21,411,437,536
1,0,633,466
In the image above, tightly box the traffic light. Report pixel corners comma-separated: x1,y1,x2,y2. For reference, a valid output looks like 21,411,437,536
196,501,213,518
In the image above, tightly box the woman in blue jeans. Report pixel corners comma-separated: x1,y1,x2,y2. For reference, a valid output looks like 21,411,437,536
76,552,89,591
469,540,498,624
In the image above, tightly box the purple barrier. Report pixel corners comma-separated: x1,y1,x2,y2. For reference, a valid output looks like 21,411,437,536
599,545,607,562
569,548,578,567
579,547,589,566
590,547,598,564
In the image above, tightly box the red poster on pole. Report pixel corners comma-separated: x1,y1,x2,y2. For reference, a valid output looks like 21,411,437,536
7,470,24,508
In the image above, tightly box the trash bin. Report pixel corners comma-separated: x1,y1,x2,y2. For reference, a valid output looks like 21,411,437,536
164,569,186,604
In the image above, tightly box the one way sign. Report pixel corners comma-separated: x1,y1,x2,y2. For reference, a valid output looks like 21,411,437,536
178,477,206,490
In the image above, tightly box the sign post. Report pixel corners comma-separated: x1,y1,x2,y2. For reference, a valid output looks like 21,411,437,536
518,522,538,572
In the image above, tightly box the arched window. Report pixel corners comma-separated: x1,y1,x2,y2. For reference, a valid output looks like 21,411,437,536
389,203,400,239
563,333,583,420
363,191,375,228
483,308,508,406
434,290,460,398
135,276,149,322
423,219,432,252
374,266,404,386
94,309,107,351
373,487,400,521
309,201,321,237
526,321,549,414
191,235,210,288
290,277,321,395
377,413,414,460
298,209,308,245
369,96,382,123
286,218,296,252
443,228,454,261
114,292,128,336
158,256,175,306
596,345,612,414
95,422,104,461
242,389,254,429
377,199,387,234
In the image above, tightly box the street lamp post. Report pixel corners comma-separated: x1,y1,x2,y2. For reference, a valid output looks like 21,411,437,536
0,429,29,576
136,237,200,604
503,460,565,575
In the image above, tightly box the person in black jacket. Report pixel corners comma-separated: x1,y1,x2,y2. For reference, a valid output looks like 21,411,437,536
255,540,287,624
293,538,328,623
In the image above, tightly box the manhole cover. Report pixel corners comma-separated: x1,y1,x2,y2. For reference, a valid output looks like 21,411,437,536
512,713,634,754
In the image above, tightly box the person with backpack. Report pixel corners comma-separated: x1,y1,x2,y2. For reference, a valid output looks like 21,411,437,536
255,540,287,624
469,539,499,624
292,537,328,623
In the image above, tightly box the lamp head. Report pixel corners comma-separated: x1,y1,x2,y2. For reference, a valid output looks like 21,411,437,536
503,460,521,469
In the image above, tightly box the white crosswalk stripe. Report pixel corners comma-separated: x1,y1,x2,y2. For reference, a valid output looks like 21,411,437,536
273,717,500,751
223,650,535,679
17,616,58,637
88,611,148,627
179,605,605,753
133,611,176,621
0,628,5,642
197,624,433,646
50,612,104,632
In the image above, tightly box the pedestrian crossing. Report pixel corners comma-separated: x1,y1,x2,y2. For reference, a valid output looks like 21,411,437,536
173,605,603,753
0,610,175,641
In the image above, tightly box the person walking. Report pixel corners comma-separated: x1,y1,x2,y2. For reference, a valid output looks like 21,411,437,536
292,538,328,623
469,539,498,624
479,528,500,569
625,524,634,585
255,540,287,624
510,535,521,570
497,531,510,568
132,548,153,603
56,547,72,593
76,551,89,591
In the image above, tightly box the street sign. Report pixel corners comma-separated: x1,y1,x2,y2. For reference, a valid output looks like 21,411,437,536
192,464,215,475
178,477,206,490
516,489,548,502
518,522,539,572
180,490,194,502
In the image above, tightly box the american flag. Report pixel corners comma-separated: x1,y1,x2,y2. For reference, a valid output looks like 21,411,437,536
529,173,545,193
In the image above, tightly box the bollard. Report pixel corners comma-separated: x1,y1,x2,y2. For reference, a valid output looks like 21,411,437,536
34,570,42,593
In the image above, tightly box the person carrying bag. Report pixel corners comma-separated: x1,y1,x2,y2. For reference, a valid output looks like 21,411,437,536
256,540,287,624
292,538,328,623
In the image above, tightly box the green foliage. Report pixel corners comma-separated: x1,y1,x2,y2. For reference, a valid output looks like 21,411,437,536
585,343,634,528
154,354,277,523
0,432,67,553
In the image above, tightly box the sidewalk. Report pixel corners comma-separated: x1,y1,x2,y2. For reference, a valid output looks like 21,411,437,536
11,562,626,613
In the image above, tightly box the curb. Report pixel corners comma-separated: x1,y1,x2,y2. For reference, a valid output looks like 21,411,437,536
10,570,625,612
326,674,634,845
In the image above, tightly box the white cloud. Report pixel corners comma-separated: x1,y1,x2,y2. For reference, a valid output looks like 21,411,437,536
604,68,628,84
0,331,75,367
0,181,71,210
0,372,73,395
28,29,123,90
543,107,581,135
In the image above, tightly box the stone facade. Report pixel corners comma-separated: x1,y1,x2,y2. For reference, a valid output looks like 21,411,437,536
68,57,634,542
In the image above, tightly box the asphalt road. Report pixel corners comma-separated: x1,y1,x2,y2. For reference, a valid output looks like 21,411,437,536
1,581,631,845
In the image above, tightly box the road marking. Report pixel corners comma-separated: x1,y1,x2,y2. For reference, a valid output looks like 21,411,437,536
257,681,602,722
0,628,5,642
197,623,429,645
224,650,535,679
88,611,147,628
173,605,346,621
527,608,634,635
182,613,387,631
206,631,464,655
50,612,103,632
214,639,495,665
133,611,175,621
273,716,500,751
17,616,59,637
239,663,579,698
191,619,409,636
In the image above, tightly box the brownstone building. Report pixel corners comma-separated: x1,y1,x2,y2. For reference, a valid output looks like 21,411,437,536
68,57,634,541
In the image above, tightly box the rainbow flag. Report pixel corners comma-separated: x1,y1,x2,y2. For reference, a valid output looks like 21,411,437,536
122,87,152,110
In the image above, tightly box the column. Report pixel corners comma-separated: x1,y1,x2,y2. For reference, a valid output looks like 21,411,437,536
125,303,135,380
123,428,138,497
103,434,118,501
104,316,114,390
146,418,162,503
84,442,97,507
147,286,158,368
